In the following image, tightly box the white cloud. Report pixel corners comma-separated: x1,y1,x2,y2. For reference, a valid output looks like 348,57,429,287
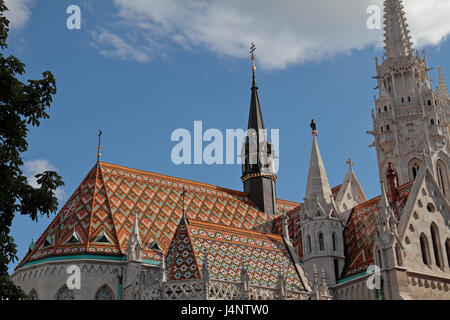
23,159,64,201
90,29,151,62
105,0,450,69
4,0,34,30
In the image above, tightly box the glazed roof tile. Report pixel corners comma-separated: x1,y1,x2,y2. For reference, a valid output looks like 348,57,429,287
17,162,299,268
342,182,413,278
166,219,307,291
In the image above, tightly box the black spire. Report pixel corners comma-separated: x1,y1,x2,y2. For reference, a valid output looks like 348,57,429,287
241,43,277,216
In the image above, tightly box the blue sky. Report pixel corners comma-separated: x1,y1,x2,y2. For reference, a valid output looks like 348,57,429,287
5,0,450,273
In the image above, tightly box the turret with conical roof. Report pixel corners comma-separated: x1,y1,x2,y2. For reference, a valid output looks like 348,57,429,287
300,124,345,286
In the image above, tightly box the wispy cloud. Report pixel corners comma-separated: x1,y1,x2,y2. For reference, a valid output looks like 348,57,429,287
4,0,34,30
23,159,65,201
90,29,152,62
99,0,450,70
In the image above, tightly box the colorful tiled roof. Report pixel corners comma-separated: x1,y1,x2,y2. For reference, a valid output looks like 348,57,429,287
166,219,307,291
342,182,413,278
17,162,299,269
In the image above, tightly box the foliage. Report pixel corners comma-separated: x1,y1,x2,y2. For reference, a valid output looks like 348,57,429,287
0,0,63,299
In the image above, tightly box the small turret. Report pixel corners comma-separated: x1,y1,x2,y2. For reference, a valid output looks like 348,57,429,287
127,213,142,262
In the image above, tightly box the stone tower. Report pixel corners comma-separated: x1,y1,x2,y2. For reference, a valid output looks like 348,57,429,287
368,0,450,197
241,45,277,215
299,128,345,286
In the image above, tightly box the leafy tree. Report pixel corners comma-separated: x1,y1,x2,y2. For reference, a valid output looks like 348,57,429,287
0,0,63,299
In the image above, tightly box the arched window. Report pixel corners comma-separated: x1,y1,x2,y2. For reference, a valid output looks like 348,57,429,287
318,233,324,251
446,239,450,268
408,158,422,181
306,235,312,254
55,285,74,300
28,289,39,300
95,284,114,300
430,223,443,268
395,244,403,266
436,160,449,196
377,250,383,268
332,232,337,251
420,233,431,266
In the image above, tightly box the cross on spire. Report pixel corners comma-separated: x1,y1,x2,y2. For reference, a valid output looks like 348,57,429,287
250,42,257,87
96,129,102,165
346,158,355,171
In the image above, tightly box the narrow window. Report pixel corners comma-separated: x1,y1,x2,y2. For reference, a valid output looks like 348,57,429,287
413,167,417,179
386,125,390,131
395,244,403,266
430,223,443,268
307,235,312,254
446,239,450,268
384,106,388,111
428,100,432,106
408,96,411,102
318,233,324,251
430,119,435,125
334,259,339,282
332,232,337,251
401,97,405,103
378,250,383,268
381,127,384,132
420,233,431,266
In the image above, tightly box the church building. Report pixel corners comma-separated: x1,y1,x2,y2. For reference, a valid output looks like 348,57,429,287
10,0,450,300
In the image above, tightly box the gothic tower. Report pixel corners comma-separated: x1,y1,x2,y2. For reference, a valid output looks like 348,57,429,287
241,45,277,215
299,127,345,286
368,0,450,197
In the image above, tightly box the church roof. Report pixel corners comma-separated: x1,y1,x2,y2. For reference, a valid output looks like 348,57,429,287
166,219,307,291
17,162,298,269
341,181,413,278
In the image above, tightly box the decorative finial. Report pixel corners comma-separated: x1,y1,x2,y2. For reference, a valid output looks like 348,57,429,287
96,129,102,164
250,42,256,71
310,119,317,136
250,42,257,87
346,158,355,171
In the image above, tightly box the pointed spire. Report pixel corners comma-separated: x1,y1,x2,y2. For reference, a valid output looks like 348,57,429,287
281,210,290,242
380,180,390,210
127,212,142,261
160,253,167,282
96,129,102,166
383,0,414,58
248,43,265,134
304,125,333,205
438,66,449,100
180,187,188,225
386,162,398,203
